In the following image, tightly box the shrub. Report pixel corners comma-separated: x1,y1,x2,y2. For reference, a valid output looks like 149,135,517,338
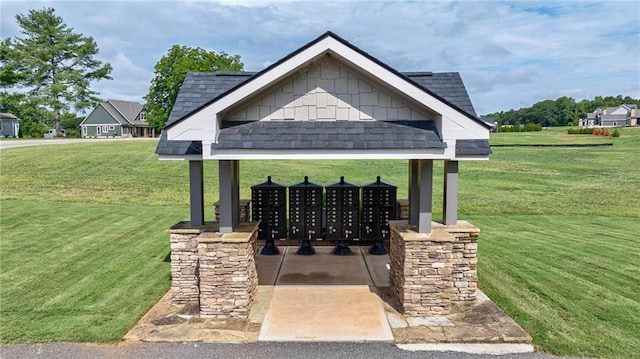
612,129,620,138
592,128,610,137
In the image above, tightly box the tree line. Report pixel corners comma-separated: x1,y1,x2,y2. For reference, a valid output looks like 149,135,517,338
484,95,640,127
1,7,242,138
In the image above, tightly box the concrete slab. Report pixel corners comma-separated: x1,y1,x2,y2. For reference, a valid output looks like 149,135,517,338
256,247,286,285
258,285,394,342
359,246,390,287
276,246,372,286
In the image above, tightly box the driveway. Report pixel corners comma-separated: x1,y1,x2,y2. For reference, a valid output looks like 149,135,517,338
0,138,157,150
0,342,569,359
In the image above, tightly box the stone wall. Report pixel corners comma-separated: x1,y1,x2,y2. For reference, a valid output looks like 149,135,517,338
389,220,479,317
168,222,259,318
214,199,251,222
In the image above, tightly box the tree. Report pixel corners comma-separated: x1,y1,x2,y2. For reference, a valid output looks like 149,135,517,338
145,45,244,131
1,7,112,135
0,92,52,137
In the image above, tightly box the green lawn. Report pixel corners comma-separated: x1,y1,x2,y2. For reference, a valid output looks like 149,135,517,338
1,127,639,358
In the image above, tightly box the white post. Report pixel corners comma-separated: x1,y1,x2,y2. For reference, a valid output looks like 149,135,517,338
443,160,459,225
189,160,204,226
418,159,433,233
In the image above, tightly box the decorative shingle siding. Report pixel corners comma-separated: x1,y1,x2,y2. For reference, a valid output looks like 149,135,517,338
225,56,431,123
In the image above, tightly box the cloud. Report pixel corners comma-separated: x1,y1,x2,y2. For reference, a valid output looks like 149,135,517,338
1,0,638,115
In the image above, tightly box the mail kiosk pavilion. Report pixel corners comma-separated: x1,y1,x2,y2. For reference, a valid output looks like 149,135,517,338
157,32,491,318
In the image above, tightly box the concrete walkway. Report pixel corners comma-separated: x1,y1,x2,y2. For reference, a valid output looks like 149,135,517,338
124,246,533,354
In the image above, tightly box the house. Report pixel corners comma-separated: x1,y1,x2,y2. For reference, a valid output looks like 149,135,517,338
157,32,491,319
0,113,20,138
581,104,639,127
481,116,498,132
80,99,156,138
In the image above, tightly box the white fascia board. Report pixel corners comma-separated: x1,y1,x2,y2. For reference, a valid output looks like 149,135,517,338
454,155,490,161
158,154,203,161
204,148,453,161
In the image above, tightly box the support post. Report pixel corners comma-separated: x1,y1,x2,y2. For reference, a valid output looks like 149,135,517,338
418,159,433,233
189,160,204,226
219,160,235,233
443,160,459,225
231,160,240,225
408,159,420,226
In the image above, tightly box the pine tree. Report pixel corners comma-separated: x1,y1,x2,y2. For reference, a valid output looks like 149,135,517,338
0,7,112,135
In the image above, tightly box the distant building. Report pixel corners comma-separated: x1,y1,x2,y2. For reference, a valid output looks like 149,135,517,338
580,104,638,127
80,99,156,138
481,116,498,132
0,113,20,138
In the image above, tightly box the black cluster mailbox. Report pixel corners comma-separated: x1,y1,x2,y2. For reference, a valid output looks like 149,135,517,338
251,176,286,255
362,176,397,255
326,176,360,255
289,176,323,255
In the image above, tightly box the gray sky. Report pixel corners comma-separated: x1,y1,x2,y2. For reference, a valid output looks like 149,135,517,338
1,0,639,115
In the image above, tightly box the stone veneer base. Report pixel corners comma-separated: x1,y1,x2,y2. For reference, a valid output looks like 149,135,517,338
168,221,259,318
389,220,479,317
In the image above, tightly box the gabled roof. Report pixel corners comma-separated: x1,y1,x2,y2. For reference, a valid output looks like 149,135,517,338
104,99,144,124
164,31,488,133
156,71,479,156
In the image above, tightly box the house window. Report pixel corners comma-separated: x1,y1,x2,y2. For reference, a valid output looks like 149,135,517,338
139,112,146,121
109,126,115,130
97,126,102,135
102,126,109,132
82,126,87,136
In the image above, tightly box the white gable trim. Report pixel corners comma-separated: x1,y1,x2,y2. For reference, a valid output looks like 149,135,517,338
166,35,487,142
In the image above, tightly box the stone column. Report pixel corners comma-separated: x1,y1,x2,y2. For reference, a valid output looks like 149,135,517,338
167,223,203,305
389,220,479,317
197,222,259,318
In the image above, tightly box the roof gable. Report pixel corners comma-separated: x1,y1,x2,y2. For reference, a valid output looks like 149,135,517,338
164,31,489,141
107,99,144,123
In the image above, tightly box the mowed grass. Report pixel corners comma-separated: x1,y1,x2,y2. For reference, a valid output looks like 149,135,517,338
1,127,639,358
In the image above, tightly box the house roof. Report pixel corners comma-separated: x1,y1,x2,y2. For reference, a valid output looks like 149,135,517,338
81,99,146,127
164,31,487,133
104,99,144,124
157,71,481,156
157,32,490,159
0,113,20,121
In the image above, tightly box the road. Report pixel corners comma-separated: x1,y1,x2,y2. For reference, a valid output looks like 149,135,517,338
0,138,157,150
0,342,572,359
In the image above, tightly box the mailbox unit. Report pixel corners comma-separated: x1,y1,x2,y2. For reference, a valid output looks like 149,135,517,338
289,176,323,255
251,176,286,255
326,176,360,255
362,176,397,255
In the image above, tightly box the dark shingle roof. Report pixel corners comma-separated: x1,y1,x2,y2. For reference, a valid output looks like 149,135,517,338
157,71,476,156
101,99,144,125
456,139,492,156
155,131,202,156
404,72,477,117
210,120,444,151
165,72,256,127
